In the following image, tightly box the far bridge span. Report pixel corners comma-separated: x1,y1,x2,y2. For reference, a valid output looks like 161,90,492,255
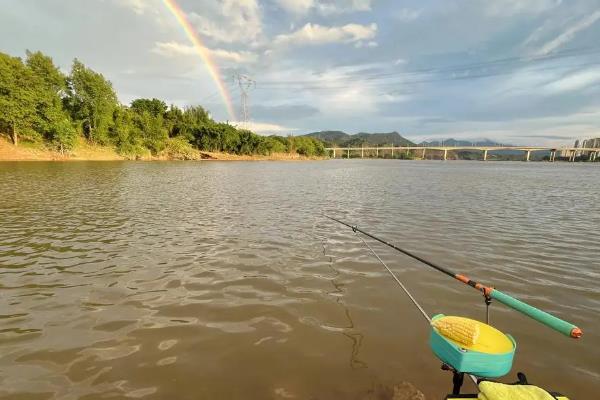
326,146,600,162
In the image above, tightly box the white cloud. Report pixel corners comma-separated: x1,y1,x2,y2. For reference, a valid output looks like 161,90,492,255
152,41,258,64
317,0,373,14
273,0,373,16
153,41,197,56
355,40,378,48
535,10,600,55
491,66,558,97
274,23,377,46
394,8,422,21
545,68,600,93
485,0,562,17
233,121,297,134
188,0,262,44
274,0,314,15
113,0,155,15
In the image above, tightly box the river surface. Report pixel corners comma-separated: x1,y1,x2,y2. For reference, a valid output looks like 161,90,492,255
0,160,598,400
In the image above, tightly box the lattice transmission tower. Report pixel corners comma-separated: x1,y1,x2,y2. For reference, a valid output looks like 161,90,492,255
235,74,255,128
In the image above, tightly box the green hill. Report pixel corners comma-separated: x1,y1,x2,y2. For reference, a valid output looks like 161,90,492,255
303,131,414,147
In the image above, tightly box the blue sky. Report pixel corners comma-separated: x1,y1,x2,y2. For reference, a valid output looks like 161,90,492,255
1,0,600,145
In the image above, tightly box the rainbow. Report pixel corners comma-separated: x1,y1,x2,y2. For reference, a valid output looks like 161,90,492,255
162,0,236,121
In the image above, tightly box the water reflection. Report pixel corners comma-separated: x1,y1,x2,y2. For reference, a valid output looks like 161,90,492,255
321,238,368,370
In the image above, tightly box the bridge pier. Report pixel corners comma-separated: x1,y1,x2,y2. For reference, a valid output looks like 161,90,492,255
324,146,594,161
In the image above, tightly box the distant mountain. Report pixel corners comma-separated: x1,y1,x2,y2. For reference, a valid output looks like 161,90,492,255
304,131,415,147
419,138,508,147
417,138,538,157
305,131,350,144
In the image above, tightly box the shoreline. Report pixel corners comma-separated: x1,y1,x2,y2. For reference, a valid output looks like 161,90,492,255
0,138,325,162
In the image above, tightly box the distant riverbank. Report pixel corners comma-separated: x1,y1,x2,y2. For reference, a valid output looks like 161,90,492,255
0,138,325,162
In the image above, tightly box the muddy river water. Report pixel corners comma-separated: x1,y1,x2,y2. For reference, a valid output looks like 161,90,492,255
0,160,598,399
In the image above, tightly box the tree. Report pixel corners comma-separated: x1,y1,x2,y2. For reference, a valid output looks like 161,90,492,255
0,52,37,145
260,136,286,154
130,98,167,117
50,117,77,153
66,59,118,144
25,51,65,93
25,50,69,142
238,129,260,155
164,105,185,138
178,105,210,141
289,136,325,156
221,124,241,153
136,111,168,154
111,106,144,157
1,49,330,158
195,123,221,151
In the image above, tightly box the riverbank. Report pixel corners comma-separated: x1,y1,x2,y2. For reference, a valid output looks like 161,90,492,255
0,138,325,161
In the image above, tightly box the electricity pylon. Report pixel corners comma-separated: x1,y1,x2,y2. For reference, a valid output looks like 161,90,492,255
235,74,255,128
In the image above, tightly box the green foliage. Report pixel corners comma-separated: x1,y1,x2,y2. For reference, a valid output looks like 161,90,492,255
0,49,327,159
161,136,197,160
49,118,78,152
0,53,38,145
131,98,167,117
137,112,168,154
25,51,70,143
259,136,287,155
111,106,145,157
288,136,326,156
67,59,118,144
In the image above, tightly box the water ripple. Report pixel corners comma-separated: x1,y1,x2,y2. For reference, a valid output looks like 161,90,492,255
0,160,598,399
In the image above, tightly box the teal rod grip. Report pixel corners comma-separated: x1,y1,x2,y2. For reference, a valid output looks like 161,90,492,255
490,289,582,338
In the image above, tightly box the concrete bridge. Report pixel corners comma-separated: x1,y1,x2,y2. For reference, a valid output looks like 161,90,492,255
326,146,600,162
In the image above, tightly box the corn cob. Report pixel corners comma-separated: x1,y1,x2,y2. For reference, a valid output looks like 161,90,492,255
432,316,480,346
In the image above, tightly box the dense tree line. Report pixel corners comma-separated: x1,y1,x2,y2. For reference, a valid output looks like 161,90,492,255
0,50,325,158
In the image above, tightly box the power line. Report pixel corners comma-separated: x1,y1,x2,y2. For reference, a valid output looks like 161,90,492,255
256,45,600,89
253,60,600,93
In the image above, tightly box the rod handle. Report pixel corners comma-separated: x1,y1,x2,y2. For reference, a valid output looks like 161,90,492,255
490,289,582,338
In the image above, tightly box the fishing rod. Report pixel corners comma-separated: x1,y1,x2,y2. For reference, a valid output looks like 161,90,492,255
325,215,582,339
354,233,482,390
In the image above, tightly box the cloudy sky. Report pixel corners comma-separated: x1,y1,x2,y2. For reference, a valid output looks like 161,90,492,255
1,0,600,145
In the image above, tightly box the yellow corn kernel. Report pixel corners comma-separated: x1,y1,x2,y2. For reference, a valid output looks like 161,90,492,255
432,316,480,346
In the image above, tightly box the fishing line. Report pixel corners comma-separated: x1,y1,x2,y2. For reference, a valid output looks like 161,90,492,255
354,232,431,323
353,229,479,387
325,215,582,339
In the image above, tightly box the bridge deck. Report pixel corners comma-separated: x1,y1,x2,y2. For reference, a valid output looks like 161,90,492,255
325,146,599,152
